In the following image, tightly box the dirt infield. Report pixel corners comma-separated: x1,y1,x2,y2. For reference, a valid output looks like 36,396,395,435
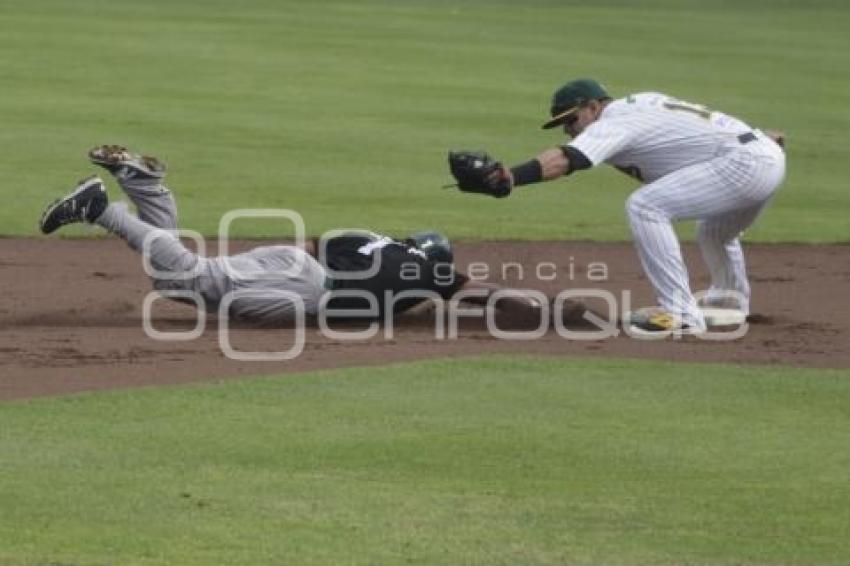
1,238,847,400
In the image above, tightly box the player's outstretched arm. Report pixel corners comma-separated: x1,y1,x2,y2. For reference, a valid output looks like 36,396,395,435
455,279,610,327
502,145,593,190
446,145,591,197
457,280,543,313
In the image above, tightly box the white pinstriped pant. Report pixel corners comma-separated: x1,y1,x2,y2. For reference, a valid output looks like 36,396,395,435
625,136,786,329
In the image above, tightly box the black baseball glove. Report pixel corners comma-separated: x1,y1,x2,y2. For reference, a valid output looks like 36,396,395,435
447,151,512,198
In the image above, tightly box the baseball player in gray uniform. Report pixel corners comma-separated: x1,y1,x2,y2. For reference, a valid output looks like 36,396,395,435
40,146,578,328
449,78,786,336
40,145,329,325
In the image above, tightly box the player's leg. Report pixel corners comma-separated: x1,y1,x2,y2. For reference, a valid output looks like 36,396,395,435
88,145,177,230
625,164,728,330
39,175,225,321
224,246,330,323
39,175,200,286
626,143,784,331
695,139,786,315
696,203,766,314
626,164,752,331
95,202,199,277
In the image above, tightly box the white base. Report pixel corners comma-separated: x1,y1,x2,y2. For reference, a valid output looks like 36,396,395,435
626,323,706,340
700,307,747,326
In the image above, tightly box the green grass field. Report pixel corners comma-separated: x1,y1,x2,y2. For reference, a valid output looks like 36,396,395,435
2,0,848,241
3,1,850,563
2,357,849,565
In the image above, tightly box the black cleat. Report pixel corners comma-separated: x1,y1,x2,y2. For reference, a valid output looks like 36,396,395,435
39,176,108,234
88,144,166,181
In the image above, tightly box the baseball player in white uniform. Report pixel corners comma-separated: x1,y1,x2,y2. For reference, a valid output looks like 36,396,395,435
39,146,329,325
452,78,786,335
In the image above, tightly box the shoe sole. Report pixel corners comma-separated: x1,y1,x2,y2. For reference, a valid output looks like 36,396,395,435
89,145,165,177
89,145,129,168
39,176,105,234
627,323,706,340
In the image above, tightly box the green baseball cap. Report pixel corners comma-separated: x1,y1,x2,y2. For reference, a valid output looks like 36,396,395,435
542,78,610,129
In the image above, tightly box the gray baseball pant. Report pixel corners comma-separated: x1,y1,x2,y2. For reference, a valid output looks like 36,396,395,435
95,174,328,323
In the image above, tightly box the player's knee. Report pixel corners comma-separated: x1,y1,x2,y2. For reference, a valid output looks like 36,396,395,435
625,192,660,222
625,192,645,215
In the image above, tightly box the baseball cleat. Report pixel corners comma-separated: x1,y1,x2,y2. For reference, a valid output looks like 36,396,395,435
624,307,704,339
88,144,166,180
39,176,108,234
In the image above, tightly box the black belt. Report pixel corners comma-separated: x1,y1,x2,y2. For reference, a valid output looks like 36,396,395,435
737,131,757,144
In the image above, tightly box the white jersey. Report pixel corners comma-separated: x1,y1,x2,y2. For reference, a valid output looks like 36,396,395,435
568,92,754,183
563,90,785,330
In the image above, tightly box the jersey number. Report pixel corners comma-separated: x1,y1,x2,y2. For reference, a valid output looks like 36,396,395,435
663,99,712,120
357,237,427,260
357,237,393,256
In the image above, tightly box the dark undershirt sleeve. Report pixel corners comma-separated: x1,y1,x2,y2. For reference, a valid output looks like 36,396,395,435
560,145,592,174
